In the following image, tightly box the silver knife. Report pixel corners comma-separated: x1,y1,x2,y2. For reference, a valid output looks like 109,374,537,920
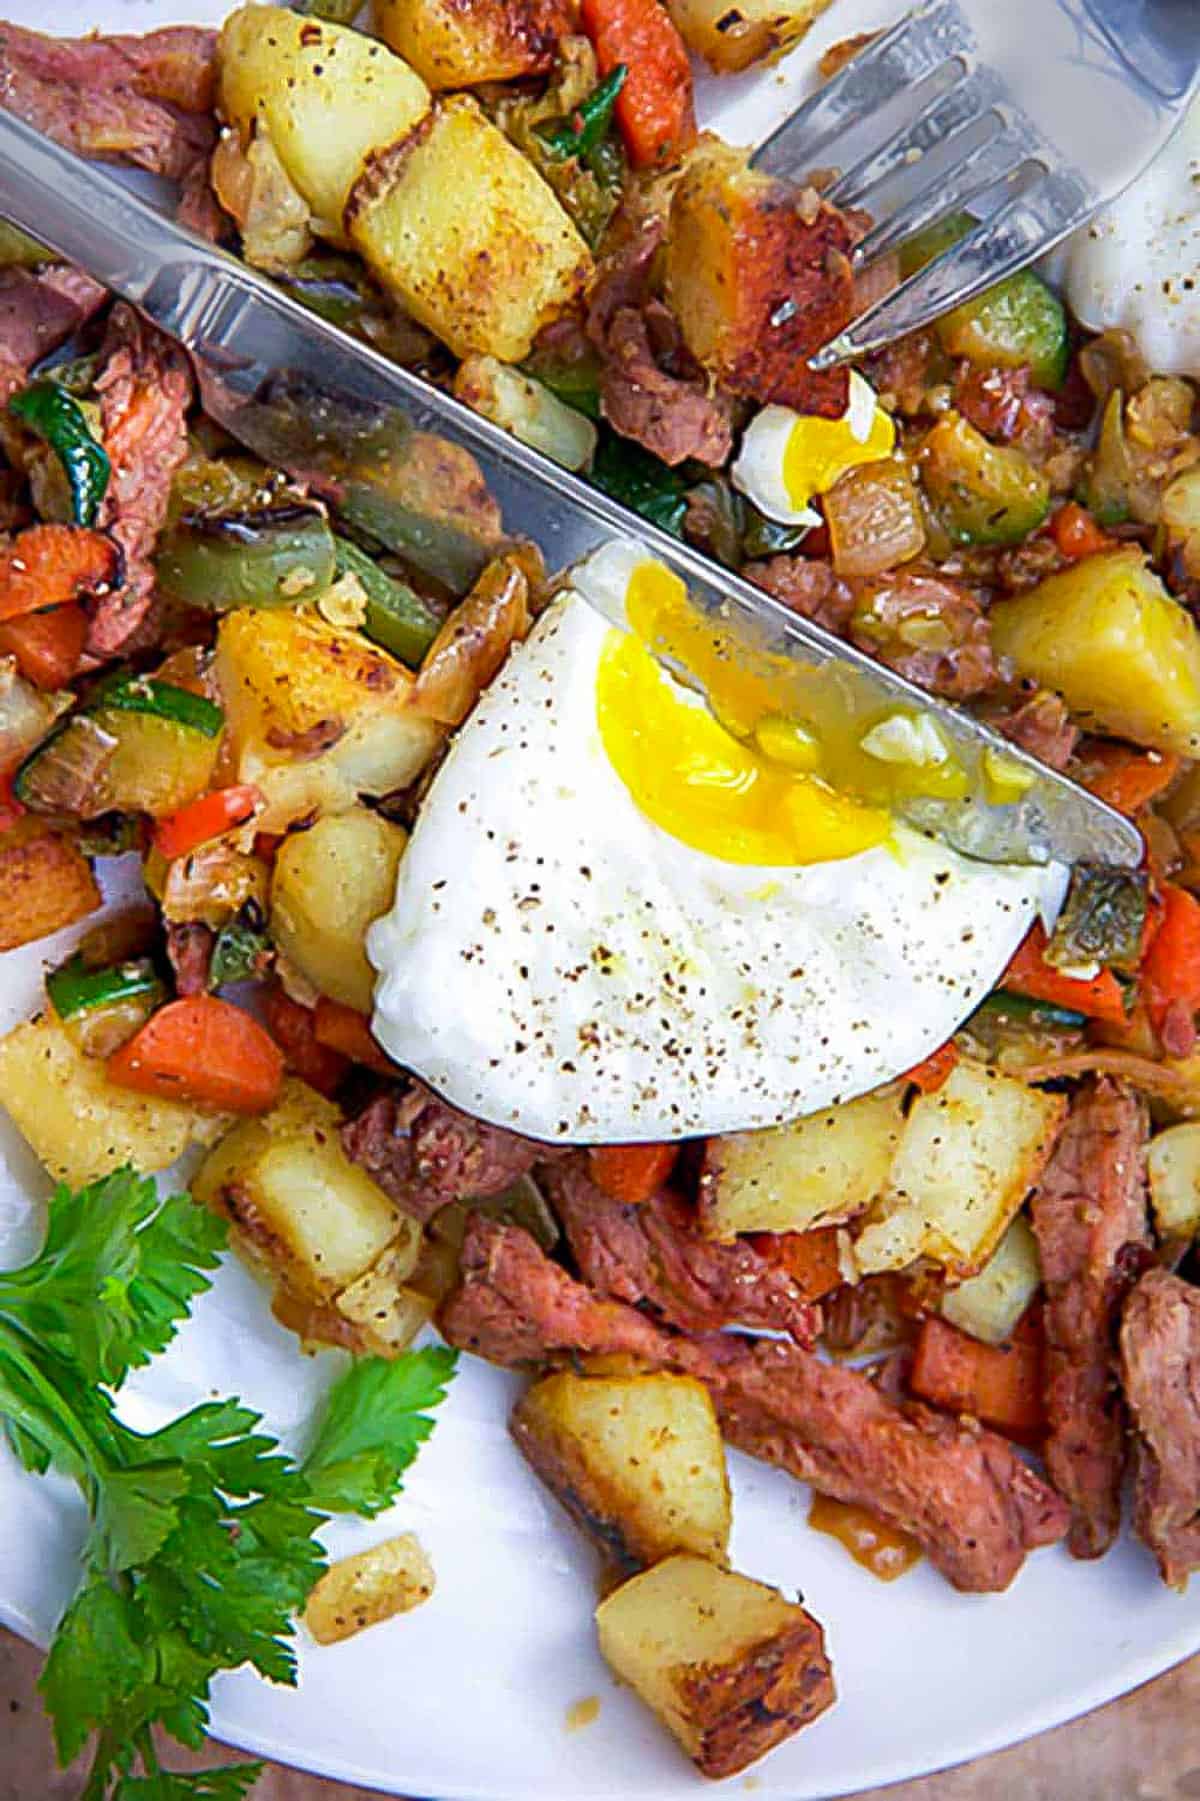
0,106,1141,870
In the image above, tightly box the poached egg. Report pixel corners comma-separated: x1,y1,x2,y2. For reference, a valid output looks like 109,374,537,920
369,551,1066,1143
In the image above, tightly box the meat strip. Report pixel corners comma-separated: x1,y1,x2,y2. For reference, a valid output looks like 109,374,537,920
1119,1267,1200,1588
0,264,106,405
440,1214,1070,1592
745,555,855,636
547,1159,820,1346
165,921,213,997
1031,1078,1150,1558
849,568,997,700
991,690,1079,772
341,1085,550,1224
586,221,734,468
88,303,192,661
0,23,216,182
953,361,1055,453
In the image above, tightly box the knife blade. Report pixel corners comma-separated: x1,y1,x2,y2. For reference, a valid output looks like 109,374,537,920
0,105,1142,869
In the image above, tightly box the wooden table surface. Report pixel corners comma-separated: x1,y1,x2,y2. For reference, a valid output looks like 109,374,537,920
5,1624,1200,1801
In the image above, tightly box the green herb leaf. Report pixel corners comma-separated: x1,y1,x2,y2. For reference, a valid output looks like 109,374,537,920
591,433,690,536
535,65,627,162
209,903,272,989
302,1346,458,1518
9,379,111,526
0,1169,226,1388
113,1767,263,1799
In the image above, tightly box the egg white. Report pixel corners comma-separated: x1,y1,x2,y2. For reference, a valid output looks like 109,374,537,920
369,593,1067,1143
730,373,888,526
1055,87,1200,376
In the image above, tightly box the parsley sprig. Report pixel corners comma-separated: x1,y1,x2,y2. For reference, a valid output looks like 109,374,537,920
0,1167,457,1799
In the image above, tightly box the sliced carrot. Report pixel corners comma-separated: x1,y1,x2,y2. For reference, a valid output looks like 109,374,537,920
1073,740,1180,816
751,1224,842,1301
153,784,262,861
910,1315,1045,1435
0,524,120,621
1050,501,1115,561
106,994,283,1114
1141,883,1200,1039
580,0,696,169
588,1141,679,1204
313,996,398,1076
263,987,349,1099
900,1039,959,1094
0,602,87,689
1002,921,1128,1026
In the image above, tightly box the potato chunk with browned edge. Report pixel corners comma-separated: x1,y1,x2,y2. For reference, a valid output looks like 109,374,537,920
667,0,832,72
347,95,591,363
990,547,1200,755
596,1554,835,1780
512,1372,730,1573
0,817,99,951
305,1533,435,1644
373,0,573,90
665,139,854,414
270,807,407,1014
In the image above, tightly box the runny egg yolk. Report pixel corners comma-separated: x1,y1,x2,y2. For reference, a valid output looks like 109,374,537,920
784,394,895,510
595,562,891,867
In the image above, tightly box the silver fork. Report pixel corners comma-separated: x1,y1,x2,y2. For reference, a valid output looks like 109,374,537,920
751,0,1200,367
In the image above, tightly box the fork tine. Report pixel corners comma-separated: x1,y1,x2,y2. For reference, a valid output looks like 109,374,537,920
809,171,1094,369
752,0,974,180
849,129,1027,267
824,65,1005,209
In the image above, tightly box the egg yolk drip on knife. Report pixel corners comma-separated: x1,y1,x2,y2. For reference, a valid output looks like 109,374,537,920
369,555,1067,1144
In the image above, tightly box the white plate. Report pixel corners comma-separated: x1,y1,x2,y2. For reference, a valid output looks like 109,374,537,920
3,4,1200,1794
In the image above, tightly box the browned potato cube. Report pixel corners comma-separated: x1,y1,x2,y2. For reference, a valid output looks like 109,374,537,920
596,1554,835,1779
667,0,833,72
0,818,100,951
511,1372,730,1572
665,139,855,415
374,0,574,90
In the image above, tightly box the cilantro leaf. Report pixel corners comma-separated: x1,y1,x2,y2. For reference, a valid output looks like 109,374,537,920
301,1346,458,1518
0,1168,225,1386
113,1768,262,1799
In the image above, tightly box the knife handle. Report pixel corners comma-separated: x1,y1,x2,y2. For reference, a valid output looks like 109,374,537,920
0,106,222,308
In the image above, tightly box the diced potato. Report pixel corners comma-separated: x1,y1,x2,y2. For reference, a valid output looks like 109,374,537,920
214,607,441,832
511,1373,730,1572
667,0,832,72
218,5,431,239
940,1214,1041,1346
595,1554,835,1781
0,818,100,951
0,1013,227,1186
453,356,598,472
347,95,591,363
664,138,853,408
1147,1122,1200,1242
854,1059,1066,1280
699,1086,904,1241
194,1079,401,1302
334,1241,434,1356
990,548,1200,755
270,808,407,1014
305,1532,435,1644
373,0,572,89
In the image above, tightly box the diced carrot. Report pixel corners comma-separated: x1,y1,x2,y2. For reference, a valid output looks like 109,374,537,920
751,1224,842,1301
263,987,349,1099
313,996,398,1076
900,1039,959,1094
580,0,696,169
1050,501,1115,561
153,784,262,861
1002,921,1128,1025
0,524,120,621
588,1141,679,1204
910,1315,1045,1435
1141,883,1200,1040
1073,739,1180,816
106,994,283,1114
0,603,87,689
